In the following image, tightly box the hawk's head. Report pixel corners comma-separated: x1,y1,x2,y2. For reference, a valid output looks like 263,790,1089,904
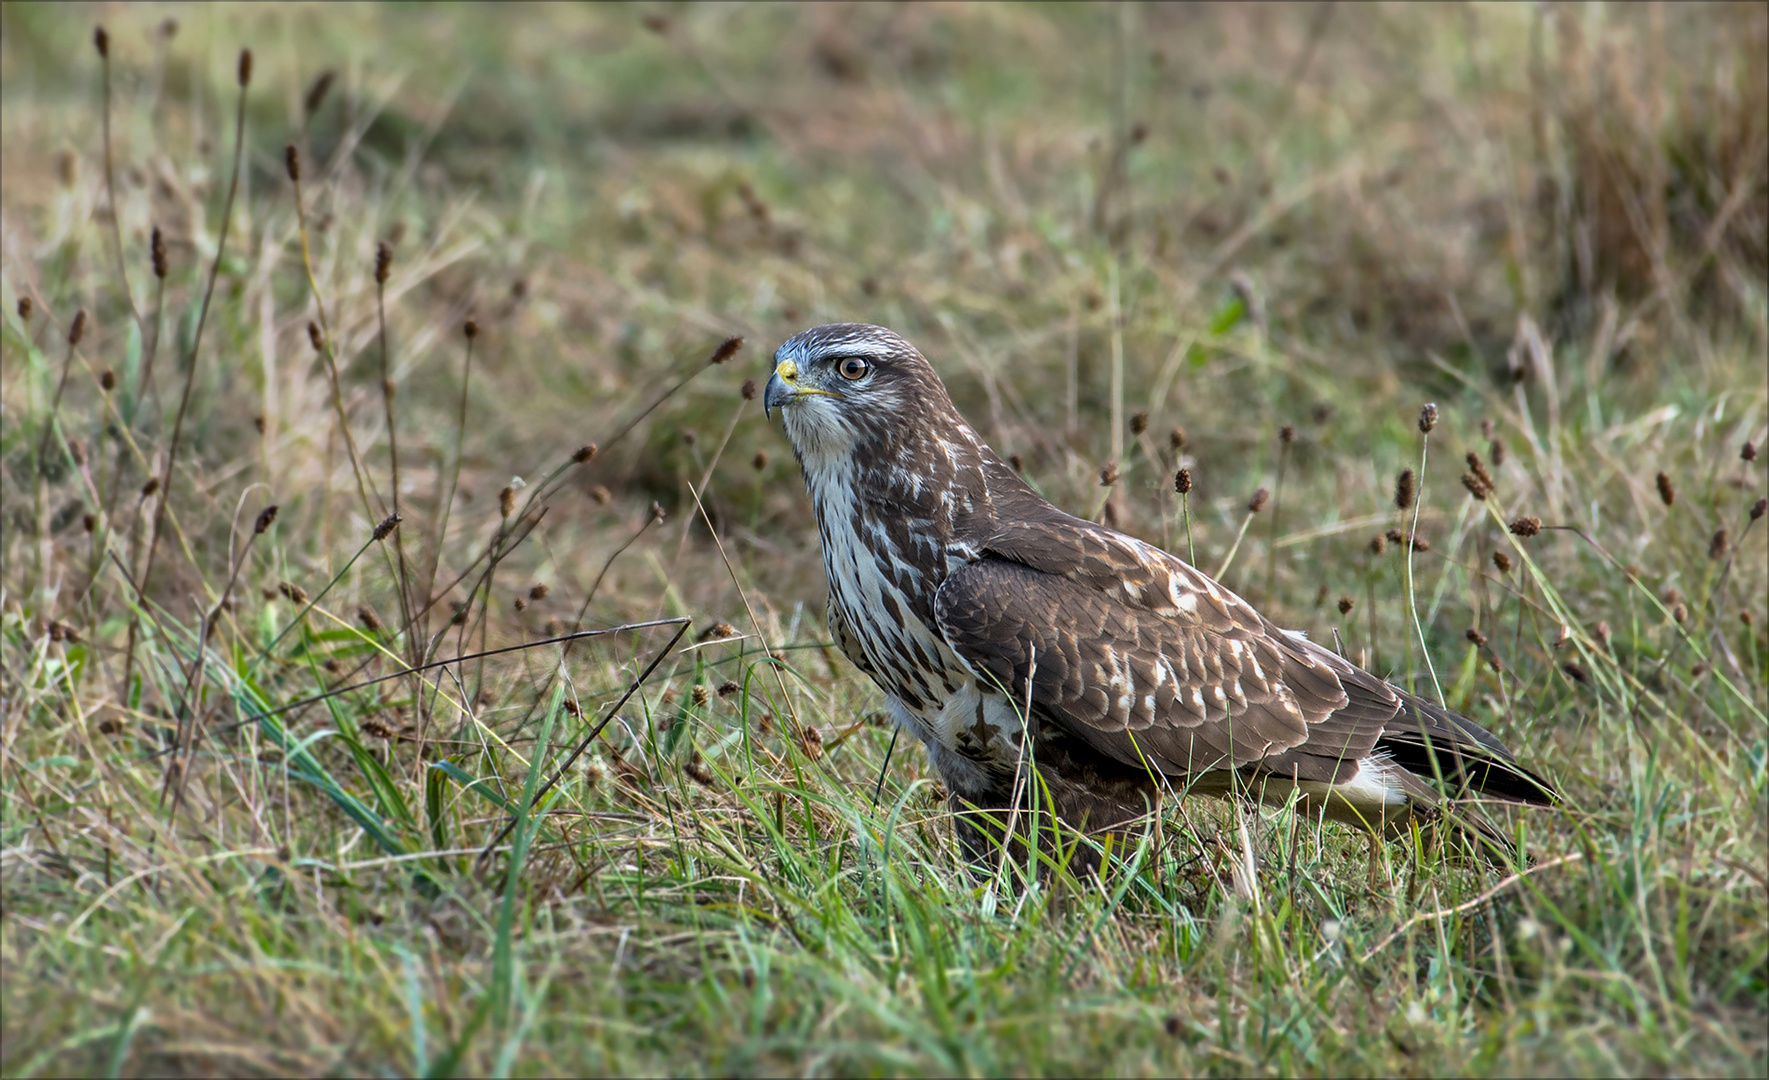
764,323,957,463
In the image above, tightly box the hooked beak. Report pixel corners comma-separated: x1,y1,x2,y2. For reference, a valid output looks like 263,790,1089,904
762,359,839,419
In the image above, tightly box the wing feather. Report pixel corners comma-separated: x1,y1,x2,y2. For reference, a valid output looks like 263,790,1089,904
933,516,1554,803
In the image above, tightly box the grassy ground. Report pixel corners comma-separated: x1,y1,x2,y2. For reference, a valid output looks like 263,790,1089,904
2,2,1765,1075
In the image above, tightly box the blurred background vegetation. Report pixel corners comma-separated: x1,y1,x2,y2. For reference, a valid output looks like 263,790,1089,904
2,3,1765,1076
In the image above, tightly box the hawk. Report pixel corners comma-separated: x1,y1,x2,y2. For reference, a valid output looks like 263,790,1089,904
764,323,1555,868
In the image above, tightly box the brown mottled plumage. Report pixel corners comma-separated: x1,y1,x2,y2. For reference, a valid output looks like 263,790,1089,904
765,324,1555,867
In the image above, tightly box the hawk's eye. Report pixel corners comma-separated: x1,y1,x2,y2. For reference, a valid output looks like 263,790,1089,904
837,356,871,381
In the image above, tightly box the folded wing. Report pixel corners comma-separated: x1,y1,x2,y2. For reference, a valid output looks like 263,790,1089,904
932,518,1554,804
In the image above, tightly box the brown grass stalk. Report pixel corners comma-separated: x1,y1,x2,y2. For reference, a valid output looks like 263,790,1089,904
123,49,253,708
94,27,143,341
286,146,384,524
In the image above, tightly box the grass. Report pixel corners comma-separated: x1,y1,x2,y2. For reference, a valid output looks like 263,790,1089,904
2,2,1765,1075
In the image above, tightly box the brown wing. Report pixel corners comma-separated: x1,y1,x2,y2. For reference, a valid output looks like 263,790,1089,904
933,517,1554,800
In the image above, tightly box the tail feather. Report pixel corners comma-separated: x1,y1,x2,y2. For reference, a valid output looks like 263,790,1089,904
1378,685,1558,806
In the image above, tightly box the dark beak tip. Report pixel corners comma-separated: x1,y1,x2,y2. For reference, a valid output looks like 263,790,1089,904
762,372,789,419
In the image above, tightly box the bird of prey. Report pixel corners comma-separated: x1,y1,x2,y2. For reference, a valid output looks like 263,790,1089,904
764,323,1556,869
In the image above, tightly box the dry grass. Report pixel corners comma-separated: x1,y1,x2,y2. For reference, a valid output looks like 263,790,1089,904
2,3,1765,1076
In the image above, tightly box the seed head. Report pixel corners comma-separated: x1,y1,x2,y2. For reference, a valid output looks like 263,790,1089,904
374,240,392,285
513,596,527,612
1418,403,1438,434
801,723,824,760
284,143,300,182
717,680,741,698
1370,534,1387,556
1710,529,1729,559
1655,471,1675,507
360,717,396,741
462,317,479,340
1672,602,1688,624
1409,533,1430,552
1595,620,1611,646
100,369,116,391
684,752,714,788
1460,472,1491,500
1742,611,1755,627
372,512,401,541
253,504,279,534
303,69,336,116
82,512,97,532
1248,487,1270,513
1280,424,1296,445
1492,551,1512,573
1490,439,1506,467
68,439,86,466
357,606,383,632
1509,516,1541,537
1337,596,1354,615
1488,654,1505,673
1130,411,1149,436
708,336,743,365
1744,441,1758,463
572,444,597,464
94,26,109,58
1099,461,1120,487
237,48,253,88
529,583,549,601
1562,661,1590,685
278,581,309,605
498,486,515,518
1465,451,1494,491
1752,498,1767,522
691,684,710,708
1386,526,1406,545
682,429,698,447
151,226,168,278
141,477,160,497
1394,469,1415,510
1465,628,1488,647
1169,427,1187,452
589,484,611,505
752,451,769,471
68,309,87,346
741,378,758,400
308,321,325,353
1174,467,1192,495
16,297,31,321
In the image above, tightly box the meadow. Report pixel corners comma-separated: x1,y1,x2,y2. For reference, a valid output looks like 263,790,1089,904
1,3,1765,1075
